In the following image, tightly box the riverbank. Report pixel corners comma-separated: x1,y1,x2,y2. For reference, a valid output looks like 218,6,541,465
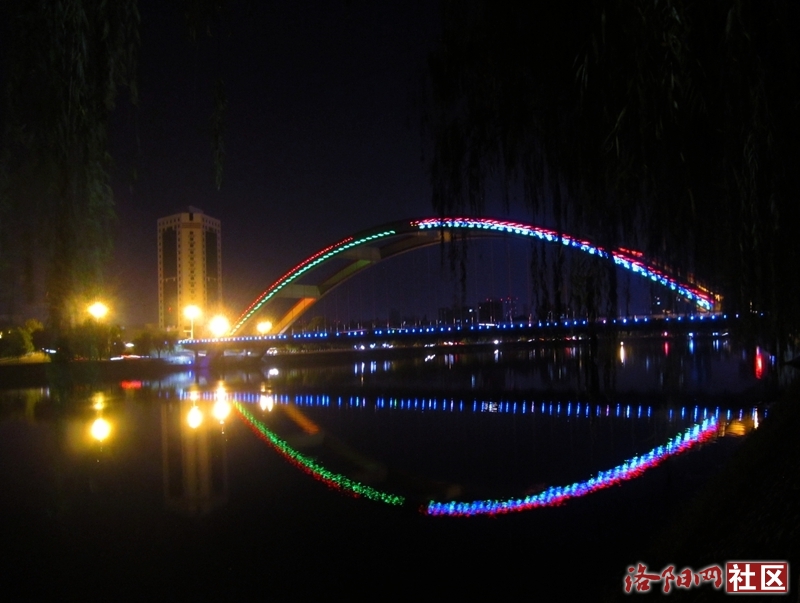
604,370,800,600
0,357,187,388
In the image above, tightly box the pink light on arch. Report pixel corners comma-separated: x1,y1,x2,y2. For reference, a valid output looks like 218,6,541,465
229,216,718,337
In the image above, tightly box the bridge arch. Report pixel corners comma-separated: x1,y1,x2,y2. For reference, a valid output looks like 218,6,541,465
230,217,717,336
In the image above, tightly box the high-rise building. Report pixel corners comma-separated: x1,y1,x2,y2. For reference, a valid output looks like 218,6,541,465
157,207,221,334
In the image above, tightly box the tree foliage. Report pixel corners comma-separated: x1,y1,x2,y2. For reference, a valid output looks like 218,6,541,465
0,0,226,332
0,327,34,358
426,0,800,341
0,0,140,331
130,327,177,358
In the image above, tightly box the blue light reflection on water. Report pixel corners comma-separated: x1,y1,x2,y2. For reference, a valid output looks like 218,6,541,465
0,336,770,514
169,384,761,503
0,337,770,599
235,335,770,401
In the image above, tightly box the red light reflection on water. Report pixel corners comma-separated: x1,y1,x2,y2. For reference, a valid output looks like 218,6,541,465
755,347,764,380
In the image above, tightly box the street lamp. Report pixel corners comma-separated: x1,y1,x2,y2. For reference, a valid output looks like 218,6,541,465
87,302,109,360
88,301,108,320
184,305,201,339
208,315,230,338
257,320,272,335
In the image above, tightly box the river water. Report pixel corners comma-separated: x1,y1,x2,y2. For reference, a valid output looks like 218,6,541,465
0,334,774,599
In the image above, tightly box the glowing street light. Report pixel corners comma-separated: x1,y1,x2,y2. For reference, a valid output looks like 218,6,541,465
257,320,272,335
208,315,230,338
88,302,108,320
184,305,201,339
87,302,110,360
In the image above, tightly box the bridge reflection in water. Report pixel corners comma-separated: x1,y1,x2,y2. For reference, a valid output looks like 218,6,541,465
166,385,761,517
0,362,771,601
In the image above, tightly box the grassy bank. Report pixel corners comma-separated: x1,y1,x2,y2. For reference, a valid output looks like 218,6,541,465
0,351,50,364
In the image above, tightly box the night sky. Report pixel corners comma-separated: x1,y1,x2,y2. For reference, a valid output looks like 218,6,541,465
106,1,657,331
109,0,449,327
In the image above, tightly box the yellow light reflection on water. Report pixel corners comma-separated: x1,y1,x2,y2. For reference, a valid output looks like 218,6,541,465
92,392,105,411
90,417,111,441
212,384,230,422
725,421,747,436
213,399,231,422
187,406,203,429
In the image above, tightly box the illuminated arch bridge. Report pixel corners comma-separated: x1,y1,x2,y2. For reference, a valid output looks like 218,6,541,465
230,217,718,336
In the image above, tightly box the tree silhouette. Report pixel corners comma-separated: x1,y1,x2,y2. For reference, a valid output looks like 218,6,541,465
0,0,225,333
426,0,800,343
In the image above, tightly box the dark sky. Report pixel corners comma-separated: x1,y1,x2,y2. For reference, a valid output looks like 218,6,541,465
109,0,445,326
106,1,659,330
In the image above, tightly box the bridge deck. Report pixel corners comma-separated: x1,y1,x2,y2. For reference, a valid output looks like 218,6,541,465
183,313,733,356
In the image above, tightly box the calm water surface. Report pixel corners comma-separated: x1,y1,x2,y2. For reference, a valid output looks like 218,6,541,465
0,335,772,599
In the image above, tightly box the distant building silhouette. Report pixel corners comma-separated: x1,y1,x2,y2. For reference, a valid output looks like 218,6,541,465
475,297,520,324
438,304,476,325
157,207,221,334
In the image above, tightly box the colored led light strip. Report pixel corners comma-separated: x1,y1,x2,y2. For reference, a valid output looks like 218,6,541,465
231,393,718,517
228,216,715,339
230,230,397,335
424,416,718,516
413,218,714,311
234,401,405,506
223,392,734,425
